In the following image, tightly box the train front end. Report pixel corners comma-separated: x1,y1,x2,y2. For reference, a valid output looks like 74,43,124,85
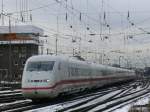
22,56,57,99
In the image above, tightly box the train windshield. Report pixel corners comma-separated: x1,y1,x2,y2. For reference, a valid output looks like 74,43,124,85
26,61,55,71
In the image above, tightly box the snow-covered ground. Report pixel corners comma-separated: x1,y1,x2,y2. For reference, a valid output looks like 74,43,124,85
26,93,150,112
0,99,31,107
26,90,122,112
0,89,21,93
114,95,150,112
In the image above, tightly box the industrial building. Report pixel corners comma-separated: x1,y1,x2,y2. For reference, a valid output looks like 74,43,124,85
0,25,43,82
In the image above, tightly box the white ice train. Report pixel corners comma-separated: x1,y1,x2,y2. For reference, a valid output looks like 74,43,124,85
22,55,136,100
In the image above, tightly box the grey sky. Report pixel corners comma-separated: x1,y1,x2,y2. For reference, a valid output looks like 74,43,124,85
1,0,150,68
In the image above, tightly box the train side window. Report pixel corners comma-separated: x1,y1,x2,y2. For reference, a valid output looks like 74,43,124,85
58,62,61,70
68,67,71,76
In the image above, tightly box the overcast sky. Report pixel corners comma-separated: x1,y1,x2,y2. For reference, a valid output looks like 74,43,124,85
1,0,150,68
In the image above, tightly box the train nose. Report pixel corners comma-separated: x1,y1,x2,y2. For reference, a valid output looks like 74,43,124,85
22,79,57,98
22,88,55,98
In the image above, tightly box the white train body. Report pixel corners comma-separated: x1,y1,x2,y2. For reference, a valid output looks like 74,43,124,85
22,55,136,99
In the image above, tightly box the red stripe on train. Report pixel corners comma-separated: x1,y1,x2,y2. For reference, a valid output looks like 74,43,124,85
22,76,133,90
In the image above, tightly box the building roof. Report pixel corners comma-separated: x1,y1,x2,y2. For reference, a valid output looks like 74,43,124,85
0,25,44,35
0,40,41,45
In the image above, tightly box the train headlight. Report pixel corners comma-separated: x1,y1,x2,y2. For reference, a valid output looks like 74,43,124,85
43,79,50,82
46,80,50,82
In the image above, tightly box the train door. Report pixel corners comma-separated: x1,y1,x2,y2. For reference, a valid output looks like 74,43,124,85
62,59,70,92
54,59,65,94
89,64,94,88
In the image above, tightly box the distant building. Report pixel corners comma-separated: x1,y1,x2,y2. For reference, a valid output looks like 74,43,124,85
144,67,150,76
112,64,120,68
0,25,44,82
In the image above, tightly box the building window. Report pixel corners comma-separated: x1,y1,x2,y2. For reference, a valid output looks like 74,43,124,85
0,51,3,56
22,59,26,65
21,47,26,53
14,60,18,66
19,53,26,58
0,48,3,56
13,47,18,53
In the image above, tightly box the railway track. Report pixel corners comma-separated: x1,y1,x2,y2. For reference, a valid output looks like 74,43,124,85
0,90,25,103
0,86,120,112
28,80,150,112
0,79,149,112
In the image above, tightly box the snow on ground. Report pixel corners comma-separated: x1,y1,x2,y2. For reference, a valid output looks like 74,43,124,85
0,99,31,107
68,90,122,112
26,90,122,112
24,85,150,112
26,95,100,112
114,94,150,112
0,89,21,93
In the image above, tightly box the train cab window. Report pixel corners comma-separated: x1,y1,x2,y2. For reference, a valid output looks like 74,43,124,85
26,61,55,71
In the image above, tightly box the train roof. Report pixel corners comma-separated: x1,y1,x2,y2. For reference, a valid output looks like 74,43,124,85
91,63,133,72
26,55,68,62
26,55,134,72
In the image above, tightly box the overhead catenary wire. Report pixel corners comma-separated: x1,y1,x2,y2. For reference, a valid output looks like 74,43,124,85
53,0,103,34
1,11,96,44
4,0,150,39
4,0,149,40
3,1,150,47
14,0,95,43
6,0,145,40
9,2,58,15
29,0,99,43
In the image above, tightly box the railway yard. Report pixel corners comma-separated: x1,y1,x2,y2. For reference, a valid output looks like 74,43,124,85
0,0,150,112
0,79,149,112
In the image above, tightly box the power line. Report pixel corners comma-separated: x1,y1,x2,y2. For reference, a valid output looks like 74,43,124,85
8,2,58,14
53,0,104,33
